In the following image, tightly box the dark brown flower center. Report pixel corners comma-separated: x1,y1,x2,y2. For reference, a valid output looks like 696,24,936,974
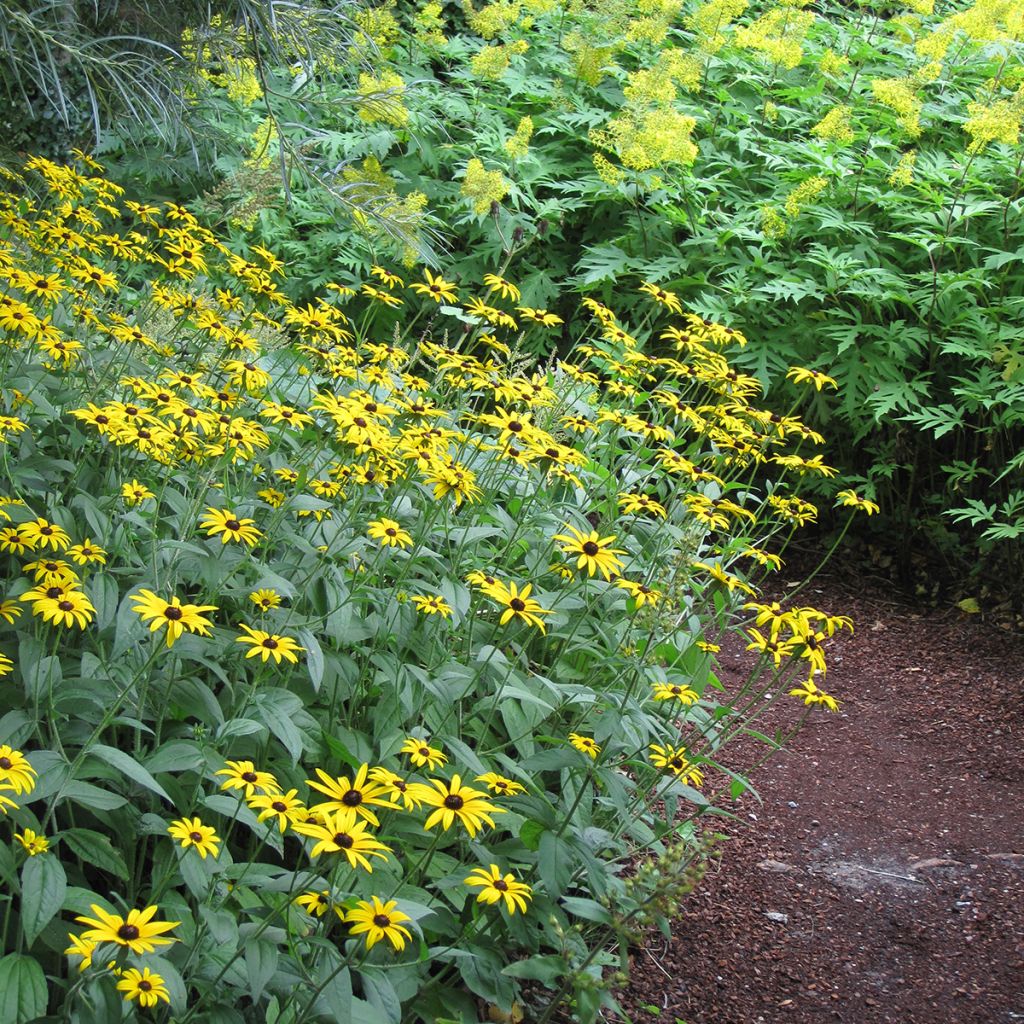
582,541,600,556
164,606,183,621
117,924,140,941
225,519,241,531
45,587,62,599
510,598,526,612
494,879,509,891
385,528,397,537
341,790,363,806
373,914,391,927
241,771,258,783
189,831,203,842
139,980,153,992
0,756,11,769
262,637,278,650
444,794,464,810
272,801,287,812
58,600,74,611
333,832,354,848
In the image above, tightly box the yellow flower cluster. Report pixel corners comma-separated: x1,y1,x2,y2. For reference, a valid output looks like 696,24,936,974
461,158,510,214
504,116,534,159
964,93,1024,153
734,3,816,70
413,0,448,47
591,107,698,173
811,104,854,144
783,175,828,218
357,70,410,127
471,40,528,81
562,33,620,86
888,149,917,188
466,0,523,38
871,76,923,137
687,0,749,53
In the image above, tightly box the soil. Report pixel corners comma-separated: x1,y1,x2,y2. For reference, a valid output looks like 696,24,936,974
619,567,1024,1024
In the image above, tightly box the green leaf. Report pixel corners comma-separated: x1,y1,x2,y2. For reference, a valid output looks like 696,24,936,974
87,744,173,803
246,939,280,1002
61,828,129,881
502,954,567,984
0,953,48,1023
59,780,127,811
20,853,67,946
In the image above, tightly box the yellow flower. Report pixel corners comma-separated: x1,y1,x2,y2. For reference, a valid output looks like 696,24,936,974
638,281,682,314
66,538,107,565
649,743,704,787
789,677,840,712
15,828,49,855
167,816,221,859
116,967,171,1008
292,811,392,869
74,904,180,955
367,517,413,549
345,896,413,950
121,480,155,505
553,524,626,581
236,624,304,665
616,579,661,608
248,789,306,832
410,269,459,304
835,489,880,515
786,366,837,390
482,273,521,302
409,774,505,837
0,745,37,795
400,736,447,769
617,492,667,518
295,889,336,917
130,590,217,647
199,507,263,546
18,517,70,551
249,588,282,611
306,763,399,827
568,733,600,758
465,864,533,914
216,760,279,797
64,933,97,972
515,306,563,327
21,581,95,629
411,594,453,618
651,682,698,705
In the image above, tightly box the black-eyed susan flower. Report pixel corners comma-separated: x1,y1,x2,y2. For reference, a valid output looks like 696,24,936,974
649,743,704,787
400,736,447,769
345,896,413,951
64,933,96,972
116,967,171,1007
616,579,662,608
249,588,282,611
0,746,37,795
236,624,304,665
248,789,306,832
23,558,77,586
464,864,533,914
19,517,70,551
14,828,48,855
410,269,459,303
475,772,526,796
22,582,95,629
482,273,521,302
167,816,221,859
367,517,413,549
295,890,335,917
789,677,839,711
409,774,504,837
66,538,107,566
411,594,453,619
131,590,217,647
516,306,563,327
292,811,392,870
485,580,552,633
216,760,278,798
786,365,837,390
121,480,155,505
367,767,425,810
0,653,12,677
553,524,626,581
638,281,682,314
835,489,880,515
617,492,667,518
745,628,798,667
306,764,399,827
652,682,699,705
0,526,31,555
199,507,262,547
74,904,180,955
568,733,600,758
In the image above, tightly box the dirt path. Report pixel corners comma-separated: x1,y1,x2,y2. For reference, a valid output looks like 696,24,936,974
621,572,1024,1024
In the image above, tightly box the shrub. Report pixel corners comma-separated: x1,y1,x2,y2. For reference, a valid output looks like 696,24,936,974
0,155,854,1022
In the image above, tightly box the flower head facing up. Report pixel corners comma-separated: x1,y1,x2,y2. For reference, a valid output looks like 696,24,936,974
651,682,699,705
409,774,505,837
249,588,282,611
400,736,447,769
411,594,453,619
568,733,601,759
74,904,180,955
292,811,392,870
345,896,413,950
122,480,155,506
306,763,400,827
248,788,306,832
131,590,217,647
553,523,626,581
649,743,704,787
410,269,459,304
236,623,304,664
216,759,279,797
168,816,221,859
116,967,171,1008
199,506,263,546
486,580,552,633
19,517,71,551
367,517,413,549
465,864,533,914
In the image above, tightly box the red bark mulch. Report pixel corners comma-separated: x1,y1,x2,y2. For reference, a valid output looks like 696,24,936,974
619,569,1024,1024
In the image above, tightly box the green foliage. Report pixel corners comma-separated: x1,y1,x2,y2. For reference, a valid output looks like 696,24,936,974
0,155,849,1022
97,0,1024,588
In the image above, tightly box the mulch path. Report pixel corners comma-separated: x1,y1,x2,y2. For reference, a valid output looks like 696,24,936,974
619,569,1024,1024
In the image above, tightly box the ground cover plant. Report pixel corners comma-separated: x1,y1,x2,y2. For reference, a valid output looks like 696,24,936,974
0,155,862,1022
102,0,1024,592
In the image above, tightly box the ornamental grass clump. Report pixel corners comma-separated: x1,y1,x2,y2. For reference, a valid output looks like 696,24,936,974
0,155,859,1023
